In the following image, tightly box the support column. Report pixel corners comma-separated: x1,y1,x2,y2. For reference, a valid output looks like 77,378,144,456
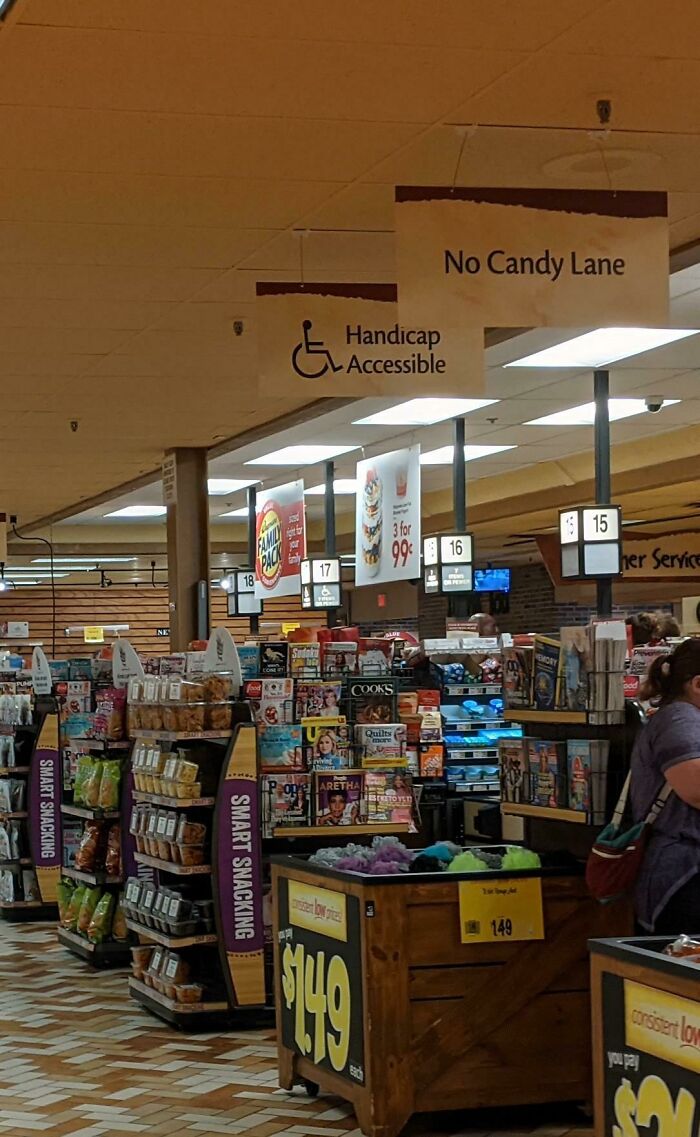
593,370,613,619
452,417,469,618
247,484,259,635
324,460,338,626
166,448,210,649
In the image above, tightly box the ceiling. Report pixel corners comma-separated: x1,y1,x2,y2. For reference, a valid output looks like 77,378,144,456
5,0,700,529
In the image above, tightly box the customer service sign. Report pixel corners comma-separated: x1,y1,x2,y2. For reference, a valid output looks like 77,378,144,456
255,282,483,397
395,187,669,327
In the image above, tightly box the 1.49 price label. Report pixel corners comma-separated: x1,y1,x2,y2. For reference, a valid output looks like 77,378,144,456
277,878,365,1084
458,876,544,944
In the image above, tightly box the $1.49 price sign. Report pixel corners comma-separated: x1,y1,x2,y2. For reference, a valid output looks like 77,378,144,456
458,876,544,944
278,879,365,1084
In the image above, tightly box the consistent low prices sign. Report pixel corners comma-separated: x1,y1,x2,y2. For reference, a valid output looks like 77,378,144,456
395,187,669,328
278,876,365,1084
255,282,483,397
355,445,421,587
603,973,700,1137
255,479,306,599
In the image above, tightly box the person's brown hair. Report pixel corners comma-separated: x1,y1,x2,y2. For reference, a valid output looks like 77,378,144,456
640,639,700,703
653,610,682,640
626,611,656,647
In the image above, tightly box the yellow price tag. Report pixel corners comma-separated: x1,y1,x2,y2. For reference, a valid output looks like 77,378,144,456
458,876,544,943
281,941,351,1072
282,621,300,636
83,626,105,644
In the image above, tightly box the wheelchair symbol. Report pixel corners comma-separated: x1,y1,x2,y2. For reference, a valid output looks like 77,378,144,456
291,320,343,380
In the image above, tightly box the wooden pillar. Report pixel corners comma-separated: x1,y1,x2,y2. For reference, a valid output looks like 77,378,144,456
166,448,210,649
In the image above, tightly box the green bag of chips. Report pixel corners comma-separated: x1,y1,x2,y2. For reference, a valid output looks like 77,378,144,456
88,892,115,944
77,885,101,937
65,883,86,931
56,879,74,926
73,756,95,806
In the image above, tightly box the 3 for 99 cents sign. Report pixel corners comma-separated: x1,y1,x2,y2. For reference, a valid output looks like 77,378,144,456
277,877,365,1085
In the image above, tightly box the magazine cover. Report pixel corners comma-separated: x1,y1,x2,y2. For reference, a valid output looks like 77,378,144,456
499,739,528,803
560,626,592,712
365,769,414,826
349,678,397,723
261,772,311,836
289,642,321,679
294,681,342,719
419,744,444,777
258,723,304,770
238,644,260,681
357,638,393,676
532,636,562,711
503,646,533,708
355,723,406,767
322,641,358,677
315,771,364,826
259,641,289,676
567,739,592,813
244,678,294,726
302,716,352,770
527,739,566,807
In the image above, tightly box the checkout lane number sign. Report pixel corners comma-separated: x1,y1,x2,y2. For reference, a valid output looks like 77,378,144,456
278,878,365,1085
458,876,544,943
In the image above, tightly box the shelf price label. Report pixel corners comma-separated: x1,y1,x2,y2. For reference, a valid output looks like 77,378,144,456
278,878,364,1084
458,876,544,944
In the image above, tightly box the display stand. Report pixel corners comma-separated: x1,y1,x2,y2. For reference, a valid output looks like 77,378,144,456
1,694,61,922
590,936,700,1137
272,856,632,1137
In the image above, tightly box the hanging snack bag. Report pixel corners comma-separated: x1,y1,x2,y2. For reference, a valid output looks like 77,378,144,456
105,823,121,877
74,822,101,872
84,760,104,808
65,884,87,930
111,897,129,942
77,885,102,936
98,761,122,810
0,781,11,813
0,823,11,862
56,879,74,926
73,755,95,807
87,892,115,944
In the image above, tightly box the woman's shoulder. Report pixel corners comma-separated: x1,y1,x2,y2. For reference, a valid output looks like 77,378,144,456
646,700,700,761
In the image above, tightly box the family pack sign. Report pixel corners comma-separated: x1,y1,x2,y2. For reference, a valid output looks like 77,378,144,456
255,282,483,397
395,187,669,328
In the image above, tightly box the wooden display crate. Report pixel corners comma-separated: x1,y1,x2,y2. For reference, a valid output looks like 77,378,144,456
272,857,631,1137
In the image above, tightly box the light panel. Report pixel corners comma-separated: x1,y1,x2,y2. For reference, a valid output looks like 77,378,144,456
220,507,249,518
505,327,699,368
245,444,357,466
32,557,136,564
207,478,257,495
304,480,357,495
105,505,167,518
420,444,517,465
353,397,497,426
526,398,680,426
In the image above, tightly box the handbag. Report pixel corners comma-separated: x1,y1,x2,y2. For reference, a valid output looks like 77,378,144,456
585,773,672,902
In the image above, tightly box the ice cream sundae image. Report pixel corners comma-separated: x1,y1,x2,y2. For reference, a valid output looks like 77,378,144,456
361,466,382,576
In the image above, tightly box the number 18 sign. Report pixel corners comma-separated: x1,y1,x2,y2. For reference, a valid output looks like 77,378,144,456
458,876,544,944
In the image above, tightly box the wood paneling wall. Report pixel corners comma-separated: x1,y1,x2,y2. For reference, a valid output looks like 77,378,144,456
0,587,323,658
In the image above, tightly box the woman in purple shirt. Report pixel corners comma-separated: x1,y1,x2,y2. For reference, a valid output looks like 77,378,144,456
631,639,700,933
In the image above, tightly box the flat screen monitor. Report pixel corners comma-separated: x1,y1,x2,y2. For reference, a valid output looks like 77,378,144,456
473,567,511,593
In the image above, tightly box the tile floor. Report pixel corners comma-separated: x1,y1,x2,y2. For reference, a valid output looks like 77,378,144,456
0,922,594,1137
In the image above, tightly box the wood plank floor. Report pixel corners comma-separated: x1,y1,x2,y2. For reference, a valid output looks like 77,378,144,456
0,923,595,1137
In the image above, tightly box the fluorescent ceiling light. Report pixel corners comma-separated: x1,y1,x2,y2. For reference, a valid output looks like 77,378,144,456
105,505,167,518
353,397,498,426
420,444,517,465
207,478,257,496
505,328,699,368
245,444,358,466
32,557,136,564
220,507,249,518
526,398,680,426
305,480,357,495
4,572,69,579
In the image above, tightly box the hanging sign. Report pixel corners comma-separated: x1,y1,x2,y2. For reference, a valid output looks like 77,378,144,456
112,639,145,689
0,621,29,639
203,626,241,694
31,646,52,696
559,505,623,580
300,556,342,610
540,527,700,588
28,713,62,903
277,874,365,1084
458,876,544,944
423,533,474,595
255,282,483,397
395,187,669,328
255,480,306,599
355,445,421,587
83,626,105,644
226,570,262,618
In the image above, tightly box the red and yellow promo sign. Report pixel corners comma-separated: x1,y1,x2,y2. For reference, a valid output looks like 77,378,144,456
254,480,306,599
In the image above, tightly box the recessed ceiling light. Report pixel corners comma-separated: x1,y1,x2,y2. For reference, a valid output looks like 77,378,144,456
526,398,680,426
245,444,358,466
353,398,498,426
220,507,249,518
505,328,698,368
105,506,167,518
207,478,257,495
420,444,517,465
304,480,357,495
32,557,137,564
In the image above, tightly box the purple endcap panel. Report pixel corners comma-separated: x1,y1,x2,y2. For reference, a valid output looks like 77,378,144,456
29,749,61,869
217,777,264,954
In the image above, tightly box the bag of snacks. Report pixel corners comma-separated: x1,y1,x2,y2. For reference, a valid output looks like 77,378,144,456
95,687,126,740
65,884,86,930
111,897,129,942
87,892,115,944
56,879,74,926
83,760,104,808
98,760,122,810
75,822,101,872
105,823,121,877
77,886,102,936
73,755,95,806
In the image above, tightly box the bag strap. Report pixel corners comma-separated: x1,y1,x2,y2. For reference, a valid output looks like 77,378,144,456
611,773,673,829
